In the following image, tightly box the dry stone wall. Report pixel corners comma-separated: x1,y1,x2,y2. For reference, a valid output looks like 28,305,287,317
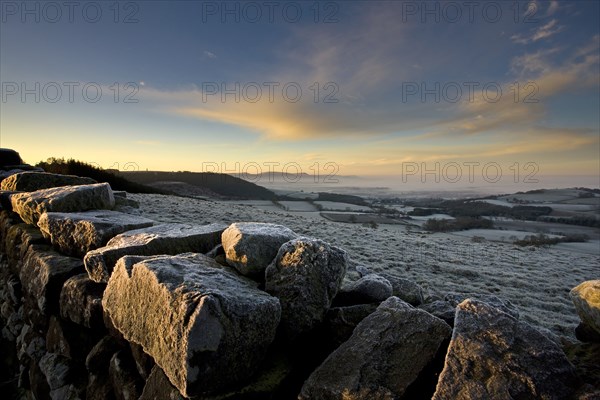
0,170,598,399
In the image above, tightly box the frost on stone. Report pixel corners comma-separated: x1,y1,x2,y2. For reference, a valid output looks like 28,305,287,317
102,253,281,397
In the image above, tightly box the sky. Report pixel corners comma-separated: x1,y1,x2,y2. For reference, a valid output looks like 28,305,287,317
1,0,599,190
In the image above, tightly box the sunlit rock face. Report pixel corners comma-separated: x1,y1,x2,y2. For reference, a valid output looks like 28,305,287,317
300,297,451,400
432,299,578,400
84,223,226,283
10,183,115,225
38,210,154,257
265,237,347,340
571,280,600,337
1,171,96,192
222,222,298,277
102,253,281,397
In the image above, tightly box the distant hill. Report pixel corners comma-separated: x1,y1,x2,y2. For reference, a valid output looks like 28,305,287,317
233,171,313,180
121,171,278,200
36,158,165,194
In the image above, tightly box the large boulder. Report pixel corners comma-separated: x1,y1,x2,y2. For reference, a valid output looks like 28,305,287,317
1,171,96,191
299,297,452,399
265,237,347,340
221,222,298,276
38,210,154,257
432,299,579,400
20,246,84,316
10,183,115,225
84,223,226,283
102,253,281,397
570,280,600,336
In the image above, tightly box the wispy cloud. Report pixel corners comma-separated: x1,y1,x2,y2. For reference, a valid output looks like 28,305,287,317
533,19,564,41
348,126,598,170
138,32,598,154
439,36,599,136
203,51,217,59
282,5,411,97
511,19,564,44
511,48,561,75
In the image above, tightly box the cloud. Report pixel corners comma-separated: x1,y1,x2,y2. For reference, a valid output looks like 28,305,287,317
203,51,217,59
281,6,411,97
439,36,599,136
475,128,598,157
511,19,564,44
359,126,598,165
510,48,561,75
169,93,404,140
547,1,559,16
532,19,564,41
138,30,597,146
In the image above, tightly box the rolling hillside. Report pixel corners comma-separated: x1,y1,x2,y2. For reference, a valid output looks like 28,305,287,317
121,171,278,200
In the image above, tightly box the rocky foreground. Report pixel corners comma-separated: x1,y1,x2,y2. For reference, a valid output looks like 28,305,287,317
0,170,599,399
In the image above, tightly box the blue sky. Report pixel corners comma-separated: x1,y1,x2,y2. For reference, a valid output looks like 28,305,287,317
1,0,598,186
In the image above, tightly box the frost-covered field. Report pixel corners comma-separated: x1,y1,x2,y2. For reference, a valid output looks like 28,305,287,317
130,193,599,339
314,201,373,212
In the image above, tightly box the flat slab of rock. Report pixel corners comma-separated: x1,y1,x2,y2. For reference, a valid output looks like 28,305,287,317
300,297,451,399
38,210,154,257
1,171,96,191
102,253,281,397
20,246,84,315
10,183,115,225
432,299,578,400
84,223,226,282
222,222,298,276
265,237,347,340
570,280,600,336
